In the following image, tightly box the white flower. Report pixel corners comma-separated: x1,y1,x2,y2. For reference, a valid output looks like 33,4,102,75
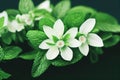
7,20,24,33
78,18,104,56
37,0,52,12
39,19,80,61
0,11,8,27
16,14,33,26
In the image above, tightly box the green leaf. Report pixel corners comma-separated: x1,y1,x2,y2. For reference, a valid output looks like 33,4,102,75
3,46,22,60
1,32,16,44
52,0,71,18
0,17,4,27
0,28,5,37
26,30,47,49
90,52,99,63
0,17,4,28
16,32,24,43
19,50,37,60
0,69,11,80
104,35,120,48
95,12,118,24
63,6,96,27
32,9,50,18
95,12,120,33
99,32,112,41
91,47,103,55
6,9,20,21
11,33,16,41
19,0,35,13
1,32,12,45
96,23,120,33
46,42,55,46
52,36,59,43
95,48,103,55
32,51,51,77
89,47,103,63
91,28,100,33
63,34,70,42
0,47,4,61
39,17,55,30
66,6,96,15
52,49,83,67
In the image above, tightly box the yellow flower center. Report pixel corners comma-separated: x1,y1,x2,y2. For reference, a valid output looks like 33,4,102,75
56,40,65,48
79,36,86,43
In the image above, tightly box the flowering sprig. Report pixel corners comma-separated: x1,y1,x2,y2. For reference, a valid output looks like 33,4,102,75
0,0,120,79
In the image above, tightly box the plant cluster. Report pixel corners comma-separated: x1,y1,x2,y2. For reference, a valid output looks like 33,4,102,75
0,0,120,79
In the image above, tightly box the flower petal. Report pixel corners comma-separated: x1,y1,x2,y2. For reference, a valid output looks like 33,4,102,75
43,25,54,39
16,24,24,32
7,20,24,33
0,11,8,27
79,43,89,56
88,33,104,47
79,18,96,34
22,14,33,26
65,28,78,39
39,39,52,49
60,47,73,61
7,21,16,33
37,0,52,12
16,14,22,22
53,19,64,39
69,39,81,48
46,47,59,60
12,20,24,32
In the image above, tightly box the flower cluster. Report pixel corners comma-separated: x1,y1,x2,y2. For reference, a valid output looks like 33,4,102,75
39,19,104,61
0,0,51,34
0,11,31,33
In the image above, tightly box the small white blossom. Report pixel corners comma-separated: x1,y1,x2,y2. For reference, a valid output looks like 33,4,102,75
7,20,24,33
37,0,52,12
16,14,34,26
39,19,80,61
0,11,8,27
78,18,104,56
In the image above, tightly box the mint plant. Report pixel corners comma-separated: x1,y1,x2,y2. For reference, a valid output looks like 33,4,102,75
0,0,120,79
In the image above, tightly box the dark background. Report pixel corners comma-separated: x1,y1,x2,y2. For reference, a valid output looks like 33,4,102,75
0,0,120,80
